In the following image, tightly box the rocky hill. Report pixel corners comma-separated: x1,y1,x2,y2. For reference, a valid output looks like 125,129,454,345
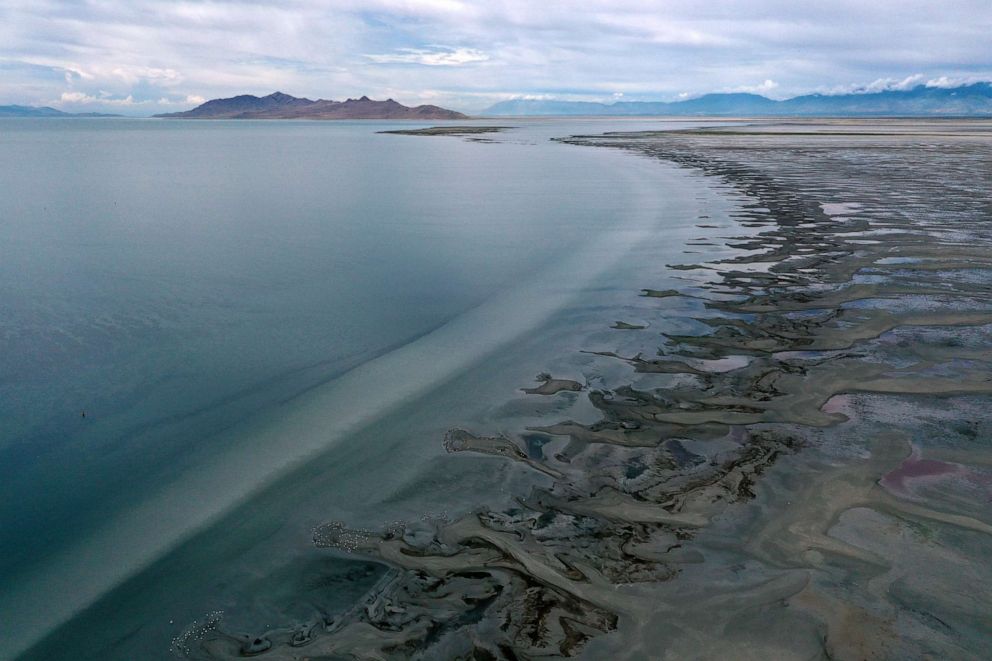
156,92,468,120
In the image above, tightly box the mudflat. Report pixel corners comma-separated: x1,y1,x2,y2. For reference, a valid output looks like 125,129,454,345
178,120,992,659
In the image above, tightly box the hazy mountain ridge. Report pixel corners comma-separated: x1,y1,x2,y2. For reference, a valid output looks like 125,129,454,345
155,92,468,120
484,83,992,116
7,83,991,119
0,105,120,118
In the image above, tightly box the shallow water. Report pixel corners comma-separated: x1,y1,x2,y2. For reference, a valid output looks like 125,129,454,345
0,117,736,658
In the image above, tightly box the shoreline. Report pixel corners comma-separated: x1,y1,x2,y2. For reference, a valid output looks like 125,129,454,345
9,128,707,661
171,120,992,659
16,119,992,659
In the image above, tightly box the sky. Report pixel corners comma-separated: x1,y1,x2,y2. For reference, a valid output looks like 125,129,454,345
1,0,990,114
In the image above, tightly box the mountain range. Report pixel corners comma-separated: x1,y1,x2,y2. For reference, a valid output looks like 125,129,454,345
484,83,992,116
0,105,119,118
155,92,468,120
5,83,992,120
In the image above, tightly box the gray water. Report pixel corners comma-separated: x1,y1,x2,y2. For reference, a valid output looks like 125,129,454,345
0,117,728,659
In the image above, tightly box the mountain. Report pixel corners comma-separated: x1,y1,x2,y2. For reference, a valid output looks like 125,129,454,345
156,92,469,120
483,83,992,117
0,105,119,118
778,83,992,115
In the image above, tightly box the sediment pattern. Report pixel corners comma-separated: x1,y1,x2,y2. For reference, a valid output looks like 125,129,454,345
177,122,992,659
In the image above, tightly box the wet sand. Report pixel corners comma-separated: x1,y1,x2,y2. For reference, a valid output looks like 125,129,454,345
176,120,992,659
378,126,515,138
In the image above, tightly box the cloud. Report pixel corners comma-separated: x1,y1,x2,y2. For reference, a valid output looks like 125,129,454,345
814,72,985,96
110,66,183,86
0,1,989,113
59,91,140,106
925,75,985,88
726,79,780,95
151,94,206,106
365,47,489,66
58,91,90,103
861,74,926,92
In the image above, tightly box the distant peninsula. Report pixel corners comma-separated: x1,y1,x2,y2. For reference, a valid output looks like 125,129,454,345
0,105,119,118
155,92,468,120
484,82,992,117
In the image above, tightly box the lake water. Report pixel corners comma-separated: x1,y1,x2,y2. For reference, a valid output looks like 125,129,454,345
0,117,734,659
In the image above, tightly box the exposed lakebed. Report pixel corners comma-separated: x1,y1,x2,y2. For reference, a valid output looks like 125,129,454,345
179,120,992,660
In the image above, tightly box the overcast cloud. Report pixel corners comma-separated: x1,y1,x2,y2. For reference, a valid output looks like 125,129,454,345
0,0,989,114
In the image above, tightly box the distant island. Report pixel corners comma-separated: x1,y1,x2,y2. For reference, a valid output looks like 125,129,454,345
0,105,119,118
484,82,992,116
155,92,469,120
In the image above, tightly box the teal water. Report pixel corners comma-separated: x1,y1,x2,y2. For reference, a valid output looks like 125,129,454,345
0,117,727,658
